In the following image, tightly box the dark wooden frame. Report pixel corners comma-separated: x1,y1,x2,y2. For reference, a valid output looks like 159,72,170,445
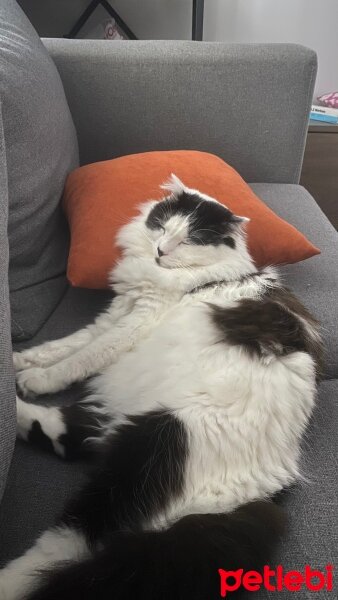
192,0,205,40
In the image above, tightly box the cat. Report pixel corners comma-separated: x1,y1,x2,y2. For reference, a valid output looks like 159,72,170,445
0,175,322,600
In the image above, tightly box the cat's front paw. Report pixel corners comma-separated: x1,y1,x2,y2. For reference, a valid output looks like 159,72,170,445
13,348,53,371
16,367,61,396
13,351,36,372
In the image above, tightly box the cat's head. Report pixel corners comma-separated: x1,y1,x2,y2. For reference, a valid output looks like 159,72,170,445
142,175,250,269
116,175,250,270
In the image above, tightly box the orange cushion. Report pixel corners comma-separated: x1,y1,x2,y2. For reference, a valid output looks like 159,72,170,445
63,150,320,289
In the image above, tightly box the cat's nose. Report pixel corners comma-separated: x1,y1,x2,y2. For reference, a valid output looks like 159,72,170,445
157,247,164,257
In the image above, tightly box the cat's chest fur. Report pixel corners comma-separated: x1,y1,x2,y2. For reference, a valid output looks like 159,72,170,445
111,275,263,361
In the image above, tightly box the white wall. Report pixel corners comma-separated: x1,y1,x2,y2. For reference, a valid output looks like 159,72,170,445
204,0,338,98
111,0,338,98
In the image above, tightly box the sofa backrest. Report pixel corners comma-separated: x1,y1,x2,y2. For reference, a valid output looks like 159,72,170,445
0,0,79,341
44,40,317,185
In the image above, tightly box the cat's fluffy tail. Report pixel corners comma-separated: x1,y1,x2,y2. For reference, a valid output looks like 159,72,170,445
27,500,285,600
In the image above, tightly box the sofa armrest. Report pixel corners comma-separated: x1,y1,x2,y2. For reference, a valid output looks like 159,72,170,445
44,39,316,184
0,103,16,504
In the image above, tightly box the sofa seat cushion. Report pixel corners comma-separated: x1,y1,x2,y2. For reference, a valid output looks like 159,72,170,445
0,0,79,341
250,184,338,379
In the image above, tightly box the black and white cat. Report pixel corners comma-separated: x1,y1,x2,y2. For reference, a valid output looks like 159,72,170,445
1,176,322,600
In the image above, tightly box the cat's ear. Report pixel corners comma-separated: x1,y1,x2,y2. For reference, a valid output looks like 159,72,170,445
160,173,186,199
230,214,250,226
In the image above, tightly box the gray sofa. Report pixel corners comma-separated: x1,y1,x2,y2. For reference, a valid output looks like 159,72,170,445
0,0,337,594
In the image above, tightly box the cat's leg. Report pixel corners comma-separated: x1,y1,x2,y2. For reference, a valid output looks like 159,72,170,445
16,302,153,396
13,329,95,372
16,396,109,460
16,333,121,396
0,525,89,600
13,295,131,371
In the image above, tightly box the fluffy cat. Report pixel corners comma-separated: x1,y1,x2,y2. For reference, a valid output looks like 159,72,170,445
1,175,322,600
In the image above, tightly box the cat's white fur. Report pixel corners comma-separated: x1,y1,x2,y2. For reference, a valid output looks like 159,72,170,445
0,527,88,600
2,176,317,599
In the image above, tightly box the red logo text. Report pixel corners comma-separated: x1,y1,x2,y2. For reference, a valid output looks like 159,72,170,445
218,565,333,596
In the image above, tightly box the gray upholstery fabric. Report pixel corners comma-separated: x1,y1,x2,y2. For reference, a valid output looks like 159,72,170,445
250,183,338,379
267,379,338,593
0,0,79,341
243,379,337,599
0,440,88,567
44,39,316,184
0,104,16,504
14,286,113,354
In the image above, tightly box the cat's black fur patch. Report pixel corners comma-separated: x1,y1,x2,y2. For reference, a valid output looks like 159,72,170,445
61,410,188,545
27,501,285,600
268,287,323,371
211,285,323,373
58,402,109,460
28,420,55,454
146,191,239,247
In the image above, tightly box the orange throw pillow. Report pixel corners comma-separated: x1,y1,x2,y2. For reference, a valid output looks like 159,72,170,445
63,150,320,289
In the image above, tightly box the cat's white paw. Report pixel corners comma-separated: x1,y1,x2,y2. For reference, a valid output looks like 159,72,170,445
0,583,10,600
13,348,54,371
0,578,8,600
13,351,36,372
16,368,61,396
0,572,21,600
0,569,37,600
